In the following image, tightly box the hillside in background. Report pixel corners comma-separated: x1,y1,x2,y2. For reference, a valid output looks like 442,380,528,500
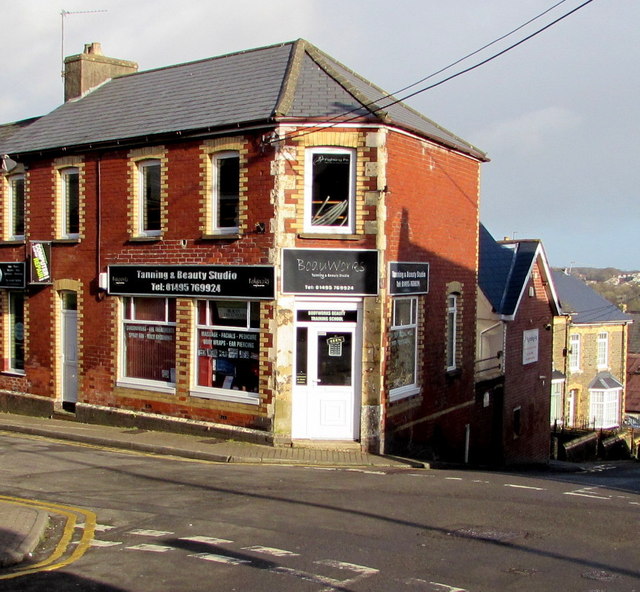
560,267,640,312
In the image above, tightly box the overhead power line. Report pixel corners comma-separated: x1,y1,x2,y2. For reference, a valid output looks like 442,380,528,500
271,0,596,145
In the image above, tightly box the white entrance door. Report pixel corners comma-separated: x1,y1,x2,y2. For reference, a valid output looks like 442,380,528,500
292,306,361,440
61,292,78,405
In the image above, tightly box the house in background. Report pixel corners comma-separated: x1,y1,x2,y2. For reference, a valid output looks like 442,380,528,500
473,225,559,465
624,312,640,426
0,40,487,459
551,270,632,430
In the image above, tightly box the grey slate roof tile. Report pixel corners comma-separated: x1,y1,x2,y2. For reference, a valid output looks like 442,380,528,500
551,270,632,324
3,40,486,161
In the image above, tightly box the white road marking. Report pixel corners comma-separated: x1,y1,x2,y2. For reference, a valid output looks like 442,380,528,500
445,477,463,481
128,529,173,537
564,489,610,500
242,545,299,557
345,468,386,475
127,543,174,552
189,552,250,565
179,536,233,545
316,559,379,576
504,484,546,491
90,539,122,548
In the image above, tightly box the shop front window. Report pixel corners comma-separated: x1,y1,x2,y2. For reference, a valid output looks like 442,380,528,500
194,300,260,402
122,297,176,385
388,297,418,400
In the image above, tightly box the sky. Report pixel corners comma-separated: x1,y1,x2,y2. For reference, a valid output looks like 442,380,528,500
1,0,638,270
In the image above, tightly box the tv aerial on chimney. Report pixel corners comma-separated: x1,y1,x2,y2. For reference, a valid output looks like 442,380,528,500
60,8,108,79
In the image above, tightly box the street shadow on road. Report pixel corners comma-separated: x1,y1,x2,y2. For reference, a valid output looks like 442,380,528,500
14,444,640,585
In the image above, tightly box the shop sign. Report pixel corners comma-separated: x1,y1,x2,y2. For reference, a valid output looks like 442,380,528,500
522,329,539,365
108,265,275,299
282,248,378,295
0,262,26,289
389,262,429,295
297,309,358,323
30,242,52,285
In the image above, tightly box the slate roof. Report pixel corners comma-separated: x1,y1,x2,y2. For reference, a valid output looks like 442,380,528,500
478,224,557,319
0,40,486,161
588,371,623,390
550,270,632,325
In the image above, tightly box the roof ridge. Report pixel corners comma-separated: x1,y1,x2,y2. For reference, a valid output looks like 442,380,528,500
111,40,299,82
273,39,306,117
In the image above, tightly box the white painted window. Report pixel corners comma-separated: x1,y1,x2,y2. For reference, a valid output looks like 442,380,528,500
8,291,25,373
8,175,25,240
589,388,621,429
388,297,419,400
121,297,176,390
569,334,580,372
597,331,608,369
446,294,458,371
60,167,80,238
138,160,161,236
550,379,564,425
192,300,260,404
304,147,355,233
211,152,239,234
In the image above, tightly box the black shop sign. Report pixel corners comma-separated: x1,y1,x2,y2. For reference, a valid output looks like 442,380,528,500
389,262,429,295
0,262,25,289
282,248,378,295
108,265,275,299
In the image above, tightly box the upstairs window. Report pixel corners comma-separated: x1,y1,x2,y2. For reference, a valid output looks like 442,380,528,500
8,175,25,240
138,160,161,236
211,152,239,234
304,147,355,233
60,167,80,238
597,331,608,369
569,334,581,372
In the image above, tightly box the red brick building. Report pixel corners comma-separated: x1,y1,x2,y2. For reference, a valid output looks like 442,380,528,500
0,40,487,458
475,226,560,465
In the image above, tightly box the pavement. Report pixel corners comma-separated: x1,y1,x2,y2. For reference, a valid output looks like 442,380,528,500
0,411,425,569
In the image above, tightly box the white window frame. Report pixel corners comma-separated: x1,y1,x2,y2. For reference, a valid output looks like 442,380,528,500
191,299,260,405
118,296,176,393
388,296,419,401
550,379,565,425
60,167,80,239
569,334,581,372
589,388,621,429
211,151,240,235
138,159,162,237
304,147,355,234
8,174,25,241
446,294,458,371
8,291,25,374
597,331,608,369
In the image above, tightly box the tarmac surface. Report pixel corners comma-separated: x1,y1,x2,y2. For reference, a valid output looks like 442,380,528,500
0,411,424,569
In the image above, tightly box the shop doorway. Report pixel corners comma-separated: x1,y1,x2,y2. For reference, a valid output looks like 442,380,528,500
60,291,78,409
292,302,361,440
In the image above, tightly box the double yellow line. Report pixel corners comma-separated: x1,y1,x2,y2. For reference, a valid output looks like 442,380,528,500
0,495,96,580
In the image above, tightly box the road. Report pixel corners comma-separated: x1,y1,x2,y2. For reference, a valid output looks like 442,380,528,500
0,431,639,591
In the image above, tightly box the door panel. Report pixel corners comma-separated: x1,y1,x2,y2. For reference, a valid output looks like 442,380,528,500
293,322,359,440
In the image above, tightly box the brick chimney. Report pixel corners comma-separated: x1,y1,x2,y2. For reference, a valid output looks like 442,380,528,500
64,42,138,101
